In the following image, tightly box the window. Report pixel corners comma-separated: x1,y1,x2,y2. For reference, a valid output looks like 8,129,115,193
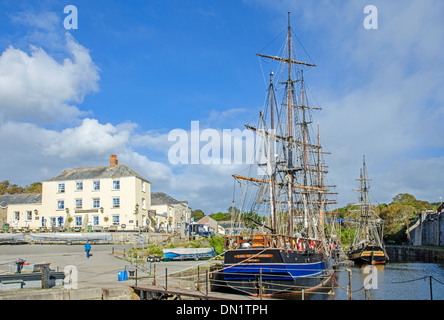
75,199,82,209
92,198,100,209
14,211,20,221
93,216,99,226
50,217,56,227
76,181,83,191
142,198,146,210
93,180,100,191
57,200,65,210
26,211,32,221
58,183,65,193
141,181,146,192
112,215,120,225
112,180,120,190
75,216,82,226
112,197,120,208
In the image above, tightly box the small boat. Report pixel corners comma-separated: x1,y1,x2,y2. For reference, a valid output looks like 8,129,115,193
162,247,215,260
347,157,389,265
0,233,27,244
30,232,112,244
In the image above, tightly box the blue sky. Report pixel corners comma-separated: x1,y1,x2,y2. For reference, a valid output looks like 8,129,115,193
0,0,443,214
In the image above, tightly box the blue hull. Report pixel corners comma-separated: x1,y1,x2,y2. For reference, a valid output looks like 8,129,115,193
217,248,332,296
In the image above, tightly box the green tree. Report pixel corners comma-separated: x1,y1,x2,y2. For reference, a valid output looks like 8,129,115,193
24,182,42,193
191,209,205,221
241,211,264,229
210,211,231,221
0,180,9,195
0,180,24,195
392,193,416,204
379,203,415,242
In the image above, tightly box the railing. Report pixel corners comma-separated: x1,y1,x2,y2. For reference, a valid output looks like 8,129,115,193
224,234,324,253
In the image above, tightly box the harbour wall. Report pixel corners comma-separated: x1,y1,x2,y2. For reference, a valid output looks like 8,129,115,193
0,287,137,300
407,212,443,246
385,245,444,263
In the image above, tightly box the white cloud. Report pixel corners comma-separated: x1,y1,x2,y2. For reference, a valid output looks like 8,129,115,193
0,33,99,124
44,118,132,158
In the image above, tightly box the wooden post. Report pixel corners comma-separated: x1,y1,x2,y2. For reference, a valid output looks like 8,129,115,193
197,265,200,291
346,269,353,300
206,270,209,298
153,264,156,285
165,268,168,291
259,268,263,300
135,267,138,286
430,276,433,300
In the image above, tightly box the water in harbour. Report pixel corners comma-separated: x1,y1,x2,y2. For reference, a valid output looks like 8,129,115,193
323,262,444,300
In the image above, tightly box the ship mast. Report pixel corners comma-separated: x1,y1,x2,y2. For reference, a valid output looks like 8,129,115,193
255,12,318,237
268,72,277,232
286,12,295,236
232,12,333,239
352,155,375,245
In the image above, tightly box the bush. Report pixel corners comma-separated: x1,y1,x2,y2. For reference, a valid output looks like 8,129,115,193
209,236,225,255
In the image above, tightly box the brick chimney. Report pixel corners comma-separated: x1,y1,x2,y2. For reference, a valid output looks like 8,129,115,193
110,155,118,168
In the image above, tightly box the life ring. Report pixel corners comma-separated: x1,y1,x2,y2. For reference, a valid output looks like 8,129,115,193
296,238,302,250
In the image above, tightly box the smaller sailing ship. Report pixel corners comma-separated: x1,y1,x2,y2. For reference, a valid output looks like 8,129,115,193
347,157,388,265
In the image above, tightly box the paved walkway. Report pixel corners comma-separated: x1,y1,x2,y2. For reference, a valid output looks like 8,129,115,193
0,244,216,290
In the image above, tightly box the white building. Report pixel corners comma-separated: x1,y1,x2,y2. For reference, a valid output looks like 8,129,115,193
150,192,191,234
0,193,42,231
3,155,152,232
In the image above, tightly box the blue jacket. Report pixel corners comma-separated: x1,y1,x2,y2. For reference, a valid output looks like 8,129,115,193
84,243,91,251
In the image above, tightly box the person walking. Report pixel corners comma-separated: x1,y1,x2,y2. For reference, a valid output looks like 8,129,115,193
84,242,92,259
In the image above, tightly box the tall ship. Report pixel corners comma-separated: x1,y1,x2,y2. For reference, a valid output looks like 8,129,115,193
347,157,389,265
218,13,338,297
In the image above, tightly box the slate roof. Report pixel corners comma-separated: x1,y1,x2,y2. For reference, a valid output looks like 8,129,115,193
151,192,184,206
45,165,150,183
0,193,42,207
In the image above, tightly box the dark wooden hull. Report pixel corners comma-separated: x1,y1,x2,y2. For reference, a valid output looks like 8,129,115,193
347,245,388,265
